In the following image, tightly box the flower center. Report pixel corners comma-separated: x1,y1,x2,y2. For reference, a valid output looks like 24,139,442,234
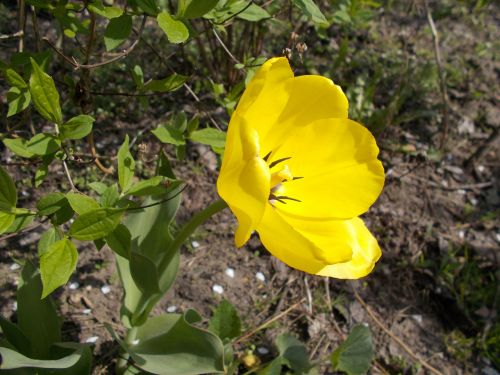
263,152,302,205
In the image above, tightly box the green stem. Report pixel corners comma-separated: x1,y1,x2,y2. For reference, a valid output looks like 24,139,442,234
116,326,138,375
158,199,228,273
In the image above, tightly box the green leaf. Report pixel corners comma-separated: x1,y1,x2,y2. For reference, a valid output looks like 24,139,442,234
131,65,144,89
66,192,100,214
105,223,131,259
69,208,124,240
88,181,108,195
117,135,135,192
0,212,16,235
3,138,34,158
136,0,159,16
5,68,28,88
104,15,132,51
0,165,17,207
189,128,226,148
60,115,94,140
5,213,34,234
38,227,63,256
124,176,172,196
120,310,225,374
276,334,314,374
26,133,61,155
157,11,189,44
209,299,241,341
6,86,31,117
178,0,219,19
0,345,84,370
29,58,63,124
331,325,373,375
17,261,62,358
152,124,185,145
40,238,78,298
130,252,161,293
100,184,120,207
34,154,54,187
0,315,31,355
143,74,188,92
117,190,182,326
37,193,68,215
88,0,123,18
237,3,271,21
292,0,329,27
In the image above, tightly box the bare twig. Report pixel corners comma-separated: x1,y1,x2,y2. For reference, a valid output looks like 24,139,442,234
30,6,41,51
0,31,24,40
43,16,147,70
234,299,305,344
424,0,450,150
351,286,444,375
212,28,241,65
303,276,313,314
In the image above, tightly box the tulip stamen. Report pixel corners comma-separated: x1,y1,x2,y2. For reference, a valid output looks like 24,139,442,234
262,151,272,162
269,157,291,168
269,193,301,204
292,176,303,180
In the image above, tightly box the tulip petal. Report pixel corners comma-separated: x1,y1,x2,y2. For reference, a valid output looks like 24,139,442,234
257,204,352,274
316,218,381,279
217,119,271,247
257,208,381,279
261,75,348,153
269,118,384,219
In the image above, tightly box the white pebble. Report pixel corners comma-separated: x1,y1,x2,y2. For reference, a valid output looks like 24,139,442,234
212,284,224,294
82,309,92,315
12,302,17,311
496,233,500,243
167,305,177,313
68,282,79,290
412,314,423,324
10,263,21,271
477,165,485,172
191,241,200,248
100,285,111,295
257,346,269,355
225,268,235,278
131,339,140,345
458,230,465,239
470,197,478,206
255,272,265,282
457,189,466,195
85,336,99,344
85,285,92,291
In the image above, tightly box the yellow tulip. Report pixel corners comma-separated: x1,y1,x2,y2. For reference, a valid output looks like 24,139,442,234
217,57,385,279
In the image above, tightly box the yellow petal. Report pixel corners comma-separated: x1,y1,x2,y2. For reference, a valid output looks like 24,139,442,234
261,75,348,153
256,206,381,279
316,217,382,279
217,119,270,247
255,204,329,274
269,118,384,219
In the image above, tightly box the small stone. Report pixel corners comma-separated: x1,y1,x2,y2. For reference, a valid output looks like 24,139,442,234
191,241,200,248
12,302,17,311
495,233,500,243
85,336,99,344
257,346,269,355
478,165,485,173
69,282,79,290
458,230,465,240
412,314,423,324
10,263,21,271
82,309,92,315
167,305,177,313
212,284,224,294
225,268,235,278
255,272,265,282
101,285,111,295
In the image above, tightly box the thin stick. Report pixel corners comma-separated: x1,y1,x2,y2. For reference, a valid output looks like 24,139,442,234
234,299,305,344
212,28,241,65
424,0,449,150
304,276,313,314
352,287,444,375
0,31,23,40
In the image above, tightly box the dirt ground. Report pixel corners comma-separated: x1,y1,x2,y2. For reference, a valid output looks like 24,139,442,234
1,1,499,374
